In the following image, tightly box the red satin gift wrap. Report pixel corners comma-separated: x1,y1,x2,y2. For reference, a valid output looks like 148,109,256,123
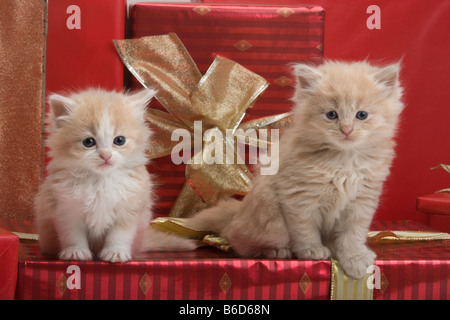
130,3,324,217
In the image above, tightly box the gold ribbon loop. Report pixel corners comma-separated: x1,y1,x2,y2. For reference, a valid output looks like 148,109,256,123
144,108,190,159
115,33,202,129
191,55,269,133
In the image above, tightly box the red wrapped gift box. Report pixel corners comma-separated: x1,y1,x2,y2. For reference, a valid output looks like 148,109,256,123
369,220,450,300
416,193,450,233
129,2,324,217
8,219,450,300
0,227,19,300
15,246,330,300
417,193,450,216
8,217,330,300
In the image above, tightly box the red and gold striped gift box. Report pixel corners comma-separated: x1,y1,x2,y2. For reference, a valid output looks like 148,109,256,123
8,218,332,300
8,219,450,300
16,245,331,300
129,3,325,217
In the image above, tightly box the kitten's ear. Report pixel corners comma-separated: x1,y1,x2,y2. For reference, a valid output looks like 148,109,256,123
128,88,157,110
48,94,75,126
292,63,322,90
374,63,401,94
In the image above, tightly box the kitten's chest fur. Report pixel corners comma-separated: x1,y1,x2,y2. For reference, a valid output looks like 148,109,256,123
314,151,387,230
279,148,389,233
53,170,137,238
82,175,123,236
325,168,362,200
319,167,364,222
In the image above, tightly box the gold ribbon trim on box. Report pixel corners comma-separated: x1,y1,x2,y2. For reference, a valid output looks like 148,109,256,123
330,259,373,300
114,33,293,218
367,230,450,243
12,231,39,241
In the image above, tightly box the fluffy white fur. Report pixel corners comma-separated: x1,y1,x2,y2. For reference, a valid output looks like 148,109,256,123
34,88,195,263
185,61,404,278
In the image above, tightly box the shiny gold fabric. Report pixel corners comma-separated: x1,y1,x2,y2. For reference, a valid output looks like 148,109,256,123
0,0,47,220
115,33,292,217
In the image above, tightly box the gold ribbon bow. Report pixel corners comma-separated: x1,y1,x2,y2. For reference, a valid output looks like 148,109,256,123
114,33,292,217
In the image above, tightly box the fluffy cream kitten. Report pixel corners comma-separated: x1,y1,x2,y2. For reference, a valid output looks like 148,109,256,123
34,88,195,262
185,61,404,278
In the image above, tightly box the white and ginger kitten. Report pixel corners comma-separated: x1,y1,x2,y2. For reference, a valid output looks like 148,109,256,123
185,61,404,278
34,88,195,263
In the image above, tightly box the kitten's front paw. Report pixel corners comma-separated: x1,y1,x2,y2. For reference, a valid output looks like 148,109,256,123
338,248,376,279
293,246,331,260
99,247,132,263
59,246,93,261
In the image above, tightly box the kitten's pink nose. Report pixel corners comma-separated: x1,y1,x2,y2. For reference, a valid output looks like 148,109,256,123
340,126,353,136
100,151,112,161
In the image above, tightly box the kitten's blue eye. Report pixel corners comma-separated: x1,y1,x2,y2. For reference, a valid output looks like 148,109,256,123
356,111,368,120
113,136,126,146
326,111,338,120
82,137,96,148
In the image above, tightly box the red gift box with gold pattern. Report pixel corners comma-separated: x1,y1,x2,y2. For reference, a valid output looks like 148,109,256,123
129,3,324,217
6,219,450,300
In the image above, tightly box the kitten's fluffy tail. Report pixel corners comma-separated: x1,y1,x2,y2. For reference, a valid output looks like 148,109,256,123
183,198,241,234
142,198,241,252
142,228,198,252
